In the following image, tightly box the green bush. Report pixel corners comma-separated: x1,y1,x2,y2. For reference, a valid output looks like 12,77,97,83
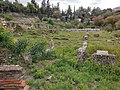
0,27,14,49
3,15,13,21
30,41,55,62
34,69,45,79
47,19,54,25
13,39,28,55
15,25,23,32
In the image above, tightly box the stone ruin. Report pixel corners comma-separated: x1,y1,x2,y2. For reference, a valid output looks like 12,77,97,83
91,50,116,65
77,47,87,62
77,31,88,62
5,22,54,31
77,31,117,65
0,65,29,90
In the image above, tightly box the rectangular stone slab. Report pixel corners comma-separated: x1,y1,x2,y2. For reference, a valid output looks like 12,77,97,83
0,65,23,72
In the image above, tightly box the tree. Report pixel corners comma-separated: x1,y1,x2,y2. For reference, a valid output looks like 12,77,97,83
67,5,72,20
115,20,120,29
91,7,102,17
52,3,61,20
52,7,61,20
93,16,104,26
46,0,50,17
40,0,46,16
12,0,24,13
73,5,76,19
104,15,120,29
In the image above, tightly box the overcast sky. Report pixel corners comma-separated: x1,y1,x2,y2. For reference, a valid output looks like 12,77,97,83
9,0,120,10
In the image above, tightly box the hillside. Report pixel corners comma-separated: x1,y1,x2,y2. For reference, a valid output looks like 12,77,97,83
0,0,120,90
0,15,120,89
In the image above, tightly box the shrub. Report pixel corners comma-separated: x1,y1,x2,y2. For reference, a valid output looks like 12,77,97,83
115,20,120,30
34,69,45,79
47,19,54,25
105,24,113,32
30,41,54,62
0,27,14,49
3,15,13,21
15,25,23,32
13,39,28,55
70,20,80,27
65,23,74,29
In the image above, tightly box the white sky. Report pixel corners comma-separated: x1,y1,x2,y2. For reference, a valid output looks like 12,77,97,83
10,0,120,10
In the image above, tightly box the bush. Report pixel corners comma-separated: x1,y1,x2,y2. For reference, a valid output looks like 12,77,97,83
15,25,23,32
47,19,54,25
105,24,113,32
34,69,45,79
30,41,54,62
70,20,80,27
0,27,14,49
65,23,74,29
12,39,28,55
3,15,13,21
115,20,120,30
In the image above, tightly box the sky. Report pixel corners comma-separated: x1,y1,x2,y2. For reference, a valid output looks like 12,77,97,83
9,0,120,10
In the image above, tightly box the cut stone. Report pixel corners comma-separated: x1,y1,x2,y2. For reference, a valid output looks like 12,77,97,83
96,50,108,55
91,50,116,65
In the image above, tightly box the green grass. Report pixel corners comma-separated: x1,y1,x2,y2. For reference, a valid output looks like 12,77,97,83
14,29,120,90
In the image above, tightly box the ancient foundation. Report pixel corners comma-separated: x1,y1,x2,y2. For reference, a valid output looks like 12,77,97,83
91,50,116,65
0,65,29,90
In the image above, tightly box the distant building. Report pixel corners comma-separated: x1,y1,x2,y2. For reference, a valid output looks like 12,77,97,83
113,6,120,12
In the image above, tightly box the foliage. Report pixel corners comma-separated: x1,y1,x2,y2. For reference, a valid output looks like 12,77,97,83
3,14,13,21
115,20,120,30
93,16,104,26
47,19,54,25
15,25,23,32
65,22,74,29
29,41,55,62
0,27,14,49
104,15,120,29
33,69,45,79
12,39,28,55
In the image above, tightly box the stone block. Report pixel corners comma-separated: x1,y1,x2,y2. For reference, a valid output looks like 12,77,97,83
91,50,116,65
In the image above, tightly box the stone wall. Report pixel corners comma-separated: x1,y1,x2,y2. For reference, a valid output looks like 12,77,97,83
5,22,54,31
0,65,28,90
0,65,23,80
91,52,116,65
77,31,89,62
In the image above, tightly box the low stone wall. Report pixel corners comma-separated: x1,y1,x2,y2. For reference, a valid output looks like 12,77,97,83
91,53,116,65
77,31,89,62
0,65,23,80
0,65,28,90
5,22,54,31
